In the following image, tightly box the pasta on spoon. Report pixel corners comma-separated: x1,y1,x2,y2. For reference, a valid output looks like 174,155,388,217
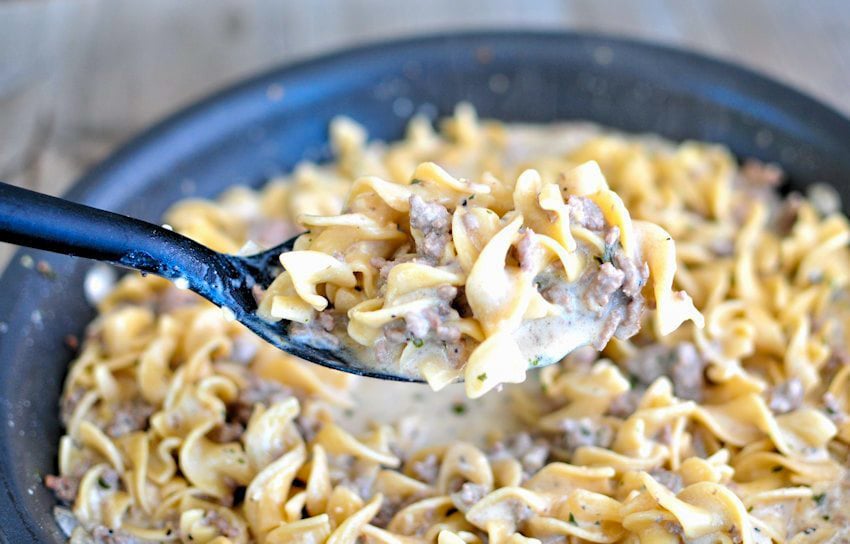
259,159,703,396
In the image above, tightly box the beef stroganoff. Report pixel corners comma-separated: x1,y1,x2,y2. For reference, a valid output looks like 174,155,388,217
257,146,701,396
48,105,850,543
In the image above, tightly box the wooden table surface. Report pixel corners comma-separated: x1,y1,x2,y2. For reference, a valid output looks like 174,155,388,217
2,0,849,269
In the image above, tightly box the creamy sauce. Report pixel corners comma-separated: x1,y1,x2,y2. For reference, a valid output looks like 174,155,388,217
515,309,615,368
339,377,536,444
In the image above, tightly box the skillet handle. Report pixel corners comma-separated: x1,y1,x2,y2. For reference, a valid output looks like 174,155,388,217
0,182,230,294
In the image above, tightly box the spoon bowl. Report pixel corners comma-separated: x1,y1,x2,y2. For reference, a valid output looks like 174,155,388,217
226,240,426,382
0,181,422,381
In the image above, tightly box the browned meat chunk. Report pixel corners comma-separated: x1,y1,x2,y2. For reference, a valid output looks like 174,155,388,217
204,510,239,538
613,256,647,300
565,196,606,230
409,453,439,484
373,284,462,369
288,314,340,351
669,343,705,402
106,399,154,438
372,495,420,528
585,263,626,311
593,309,623,351
617,297,644,339
625,342,706,402
557,418,614,453
45,474,79,504
450,482,488,513
488,432,550,476
370,254,417,287
607,389,642,418
516,230,544,272
409,195,451,262
539,222,646,352
649,468,683,493
774,193,803,234
208,422,245,443
231,376,293,425
317,310,335,332
404,288,459,343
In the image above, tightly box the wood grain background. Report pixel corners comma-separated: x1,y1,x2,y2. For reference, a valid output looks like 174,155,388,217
2,0,849,269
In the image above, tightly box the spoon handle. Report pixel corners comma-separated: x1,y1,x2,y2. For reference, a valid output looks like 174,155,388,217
0,182,226,291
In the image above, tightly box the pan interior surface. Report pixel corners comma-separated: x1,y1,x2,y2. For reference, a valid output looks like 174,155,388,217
2,31,850,542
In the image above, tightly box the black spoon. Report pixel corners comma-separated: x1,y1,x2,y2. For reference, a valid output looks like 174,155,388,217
0,182,416,382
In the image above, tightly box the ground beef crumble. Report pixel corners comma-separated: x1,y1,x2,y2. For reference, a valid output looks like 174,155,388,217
450,482,488,513
565,196,606,230
556,418,614,453
203,510,239,538
584,262,625,310
610,242,648,300
106,398,155,438
488,432,550,477
370,254,418,287
409,454,439,484
45,474,79,504
624,342,706,402
774,193,804,235
287,310,340,350
230,376,293,426
409,195,451,262
516,229,545,272
607,389,642,419
649,468,684,493
374,284,462,368
208,421,245,443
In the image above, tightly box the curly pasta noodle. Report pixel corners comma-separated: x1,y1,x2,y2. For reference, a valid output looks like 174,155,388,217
48,105,850,543
258,137,701,395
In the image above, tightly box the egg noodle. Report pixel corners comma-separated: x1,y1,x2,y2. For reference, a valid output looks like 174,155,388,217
48,105,850,543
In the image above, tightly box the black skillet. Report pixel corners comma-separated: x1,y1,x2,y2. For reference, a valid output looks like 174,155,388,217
2,31,850,542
